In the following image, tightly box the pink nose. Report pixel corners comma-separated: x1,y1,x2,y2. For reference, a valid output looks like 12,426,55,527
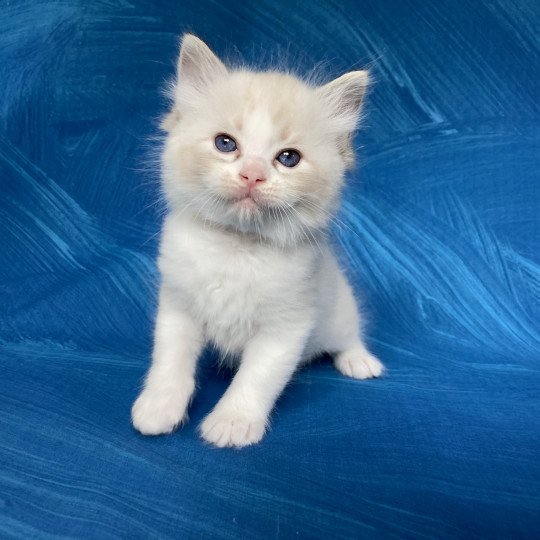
239,159,266,187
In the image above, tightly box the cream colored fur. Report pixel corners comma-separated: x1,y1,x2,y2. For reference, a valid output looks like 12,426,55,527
132,34,383,447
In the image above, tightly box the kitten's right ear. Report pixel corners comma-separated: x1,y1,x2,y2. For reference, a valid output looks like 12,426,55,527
176,34,227,98
162,35,227,131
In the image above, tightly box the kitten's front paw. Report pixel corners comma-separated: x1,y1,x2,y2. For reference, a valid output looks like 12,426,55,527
200,409,266,448
335,347,384,380
132,385,192,436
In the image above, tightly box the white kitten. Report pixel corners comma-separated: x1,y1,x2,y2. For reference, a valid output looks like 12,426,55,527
132,34,384,447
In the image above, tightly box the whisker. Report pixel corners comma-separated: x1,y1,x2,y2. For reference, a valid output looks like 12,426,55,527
295,197,362,242
281,202,324,255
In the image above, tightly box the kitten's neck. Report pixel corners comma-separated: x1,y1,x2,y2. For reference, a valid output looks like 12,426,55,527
173,206,328,252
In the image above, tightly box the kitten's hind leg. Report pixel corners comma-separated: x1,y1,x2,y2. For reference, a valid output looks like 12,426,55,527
334,342,384,380
323,269,384,380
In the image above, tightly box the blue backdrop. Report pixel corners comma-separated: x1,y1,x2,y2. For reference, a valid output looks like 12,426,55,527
1,0,539,538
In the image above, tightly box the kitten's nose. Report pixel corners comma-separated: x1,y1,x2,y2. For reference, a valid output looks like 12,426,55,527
239,158,266,187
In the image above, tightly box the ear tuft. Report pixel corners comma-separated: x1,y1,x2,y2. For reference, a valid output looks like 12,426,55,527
160,107,180,132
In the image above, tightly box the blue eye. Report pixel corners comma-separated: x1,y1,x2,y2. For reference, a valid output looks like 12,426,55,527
215,134,237,153
276,149,301,168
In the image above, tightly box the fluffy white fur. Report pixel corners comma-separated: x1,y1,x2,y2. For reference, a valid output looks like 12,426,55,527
132,34,383,447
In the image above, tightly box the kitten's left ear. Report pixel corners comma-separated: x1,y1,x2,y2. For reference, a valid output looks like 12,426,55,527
317,70,369,132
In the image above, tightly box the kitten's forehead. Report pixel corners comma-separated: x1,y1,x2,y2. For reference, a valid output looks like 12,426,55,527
221,71,320,147
238,107,277,154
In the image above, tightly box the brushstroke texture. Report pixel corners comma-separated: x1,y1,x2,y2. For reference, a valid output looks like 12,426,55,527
1,0,539,538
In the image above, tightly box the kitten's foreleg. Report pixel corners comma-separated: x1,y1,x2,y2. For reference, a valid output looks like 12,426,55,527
200,325,310,448
132,286,203,435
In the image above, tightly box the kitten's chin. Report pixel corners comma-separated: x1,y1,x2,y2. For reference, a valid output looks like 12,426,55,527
191,197,284,243
224,196,265,228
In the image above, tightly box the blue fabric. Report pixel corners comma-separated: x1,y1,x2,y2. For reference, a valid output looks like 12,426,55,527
1,1,539,537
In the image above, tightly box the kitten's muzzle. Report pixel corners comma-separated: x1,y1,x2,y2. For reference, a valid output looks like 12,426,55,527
239,157,267,188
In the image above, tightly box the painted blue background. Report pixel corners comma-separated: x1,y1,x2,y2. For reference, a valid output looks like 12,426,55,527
1,0,539,537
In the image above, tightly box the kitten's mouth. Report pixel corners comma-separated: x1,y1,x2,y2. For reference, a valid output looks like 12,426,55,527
221,191,294,222
227,192,295,215
228,192,263,211
235,195,259,209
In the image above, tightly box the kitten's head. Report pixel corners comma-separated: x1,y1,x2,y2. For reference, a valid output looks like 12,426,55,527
161,34,369,246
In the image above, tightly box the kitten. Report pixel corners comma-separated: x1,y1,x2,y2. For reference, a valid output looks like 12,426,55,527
132,34,384,448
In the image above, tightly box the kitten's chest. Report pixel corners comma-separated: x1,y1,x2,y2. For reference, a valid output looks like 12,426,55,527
186,241,266,319
160,224,312,352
